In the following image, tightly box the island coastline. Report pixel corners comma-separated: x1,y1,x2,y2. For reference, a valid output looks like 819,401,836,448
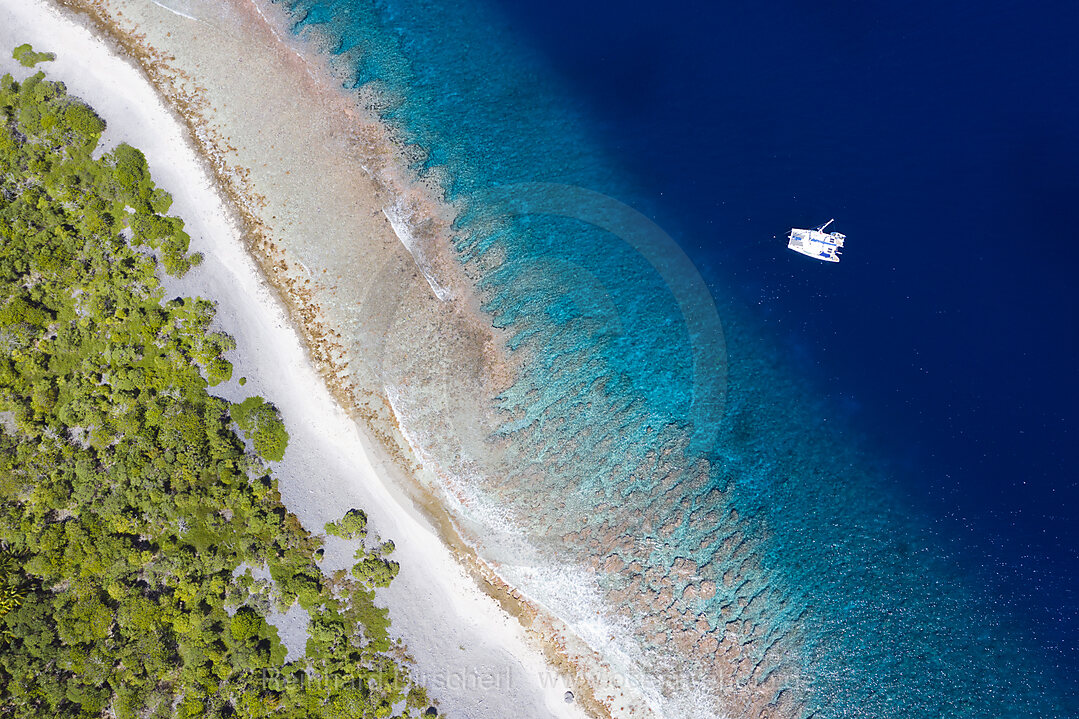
0,0,644,717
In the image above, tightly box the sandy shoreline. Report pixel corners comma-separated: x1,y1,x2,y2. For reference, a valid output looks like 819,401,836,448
0,0,646,717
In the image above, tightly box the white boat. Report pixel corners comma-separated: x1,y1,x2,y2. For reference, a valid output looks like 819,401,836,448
787,219,845,262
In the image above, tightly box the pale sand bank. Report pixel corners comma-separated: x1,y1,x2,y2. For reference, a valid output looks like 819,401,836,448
0,2,598,717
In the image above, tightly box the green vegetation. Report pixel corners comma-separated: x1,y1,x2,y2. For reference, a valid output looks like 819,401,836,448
0,548,27,626
231,396,288,462
325,508,368,540
0,65,430,718
351,542,399,589
11,44,56,68
327,511,399,587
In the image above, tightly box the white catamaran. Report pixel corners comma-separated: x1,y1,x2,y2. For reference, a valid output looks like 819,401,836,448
787,219,845,262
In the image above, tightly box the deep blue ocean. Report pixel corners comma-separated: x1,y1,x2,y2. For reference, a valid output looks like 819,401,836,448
495,0,1079,665
274,0,1078,714
494,0,1079,651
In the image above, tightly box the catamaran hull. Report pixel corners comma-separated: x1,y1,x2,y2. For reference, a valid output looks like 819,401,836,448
787,225,845,262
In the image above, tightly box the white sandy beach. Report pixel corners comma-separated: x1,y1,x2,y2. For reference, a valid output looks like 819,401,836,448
0,2,590,717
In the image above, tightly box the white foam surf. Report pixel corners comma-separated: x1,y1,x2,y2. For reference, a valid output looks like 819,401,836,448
383,201,452,302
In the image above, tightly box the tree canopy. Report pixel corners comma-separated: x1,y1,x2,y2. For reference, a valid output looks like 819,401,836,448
0,63,431,718
231,396,289,462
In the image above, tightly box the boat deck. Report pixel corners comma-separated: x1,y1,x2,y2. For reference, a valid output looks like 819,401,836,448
787,225,845,262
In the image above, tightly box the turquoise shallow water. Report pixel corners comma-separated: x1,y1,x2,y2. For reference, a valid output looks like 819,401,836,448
271,0,1077,716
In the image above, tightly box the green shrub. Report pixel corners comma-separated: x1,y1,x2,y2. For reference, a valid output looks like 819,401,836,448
325,508,368,539
63,103,105,141
205,357,233,386
351,548,400,588
230,396,289,461
11,44,55,68
0,548,27,621
150,187,173,214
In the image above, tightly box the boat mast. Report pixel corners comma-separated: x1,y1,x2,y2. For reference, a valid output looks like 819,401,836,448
818,218,835,232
